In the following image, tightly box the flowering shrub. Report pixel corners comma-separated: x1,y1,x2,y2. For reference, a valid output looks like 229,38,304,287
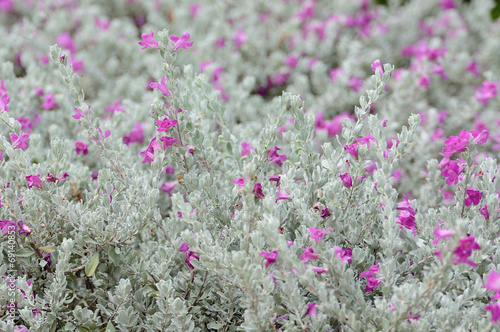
1,0,500,331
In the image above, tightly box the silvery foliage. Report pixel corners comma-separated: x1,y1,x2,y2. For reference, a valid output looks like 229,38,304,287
0,0,499,331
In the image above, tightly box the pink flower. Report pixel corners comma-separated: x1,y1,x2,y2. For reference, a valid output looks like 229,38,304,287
75,141,88,155
366,277,381,293
441,161,465,185
300,247,319,263
396,210,416,232
140,136,161,164
41,93,59,110
11,131,30,150
159,136,179,150
371,59,384,77
241,141,255,157
418,74,430,89
276,188,290,203
344,143,358,158
56,32,76,53
442,130,470,156
339,173,352,187
268,146,286,166
17,221,31,234
309,227,330,243
138,30,159,49
311,266,328,274
305,303,317,317
72,107,85,119
149,76,171,97
105,99,125,114
472,129,489,145
333,246,352,265
348,77,363,92
170,32,194,51
160,181,177,196
165,166,175,174
252,182,265,198
440,0,456,9
187,145,195,154
464,187,482,206
320,207,331,219
26,174,42,189
123,123,145,146
480,205,490,220
156,117,177,132
90,128,111,142
284,55,298,68
475,81,498,107
269,174,281,186
485,270,500,299
16,118,32,131
360,264,379,279
329,67,343,82
452,235,481,267
260,250,278,268
179,242,199,269
233,28,247,49
466,61,480,77
485,301,500,323
432,225,453,245
232,177,245,189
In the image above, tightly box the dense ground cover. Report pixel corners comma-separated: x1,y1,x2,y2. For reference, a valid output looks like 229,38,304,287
1,0,500,331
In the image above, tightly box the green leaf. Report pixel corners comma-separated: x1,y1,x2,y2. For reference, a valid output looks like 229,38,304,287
85,253,100,277
207,322,224,330
226,142,232,155
39,245,56,253
105,322,116,332
77,328,88,332
108,246,121,266
16,247,35,258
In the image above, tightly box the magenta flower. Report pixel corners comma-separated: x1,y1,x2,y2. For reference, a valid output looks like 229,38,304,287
260,250,278,268
348,77,363,92
432,225,453,245
276,189,290,203
472,129,489,145
0,220,16,235
252,182,265,198
72,107,85,119
464,187,482,206
179,242,199,269
41,93,59,110
442,130,470,156
333,246,352,265
344,143,358,158
232,177,245,189
187,145,195,154
371,59,384,77
284,55,298,68
339,173,352,187
138,30,159,49
26,174,42,189
0,80,10,112
466,61,480,77
17,221,31,235
441,161,465,185
156,117,177,132
16,117,32,131
11,131,30,150
170,32,194,51
160,181,177,196
311,266,328,274
140,136,161,164
159,136,179,150
305,303,317,317
300,247,319,263
269,174,281,187
233,28,247,49
90,128,111,142
309,227,330,243
480,205,490,220
396,210,416,232
320,207,331,219
418,74,430,89
360,264,379,279
452,235,481,267
123,123,145,146
486,301,500,323
59,172,69,182
75,141,88,155
165,166,175,174
56,32,76,53
241,141,255,157
485,270,500,299
396,195,416,214
105,99,125,114
475,81,498,107
149,76,171,97
366,277,381,293
268,145,286,166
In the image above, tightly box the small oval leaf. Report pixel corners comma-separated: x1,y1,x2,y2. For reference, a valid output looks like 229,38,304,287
85,253,100,277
